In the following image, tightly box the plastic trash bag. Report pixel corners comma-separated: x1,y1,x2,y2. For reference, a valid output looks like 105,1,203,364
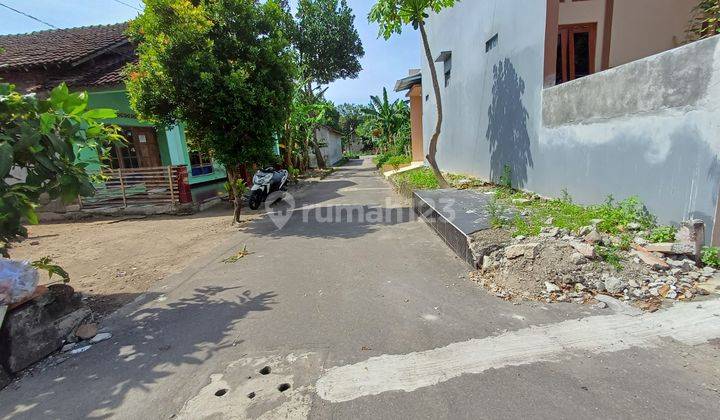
0,258,39,305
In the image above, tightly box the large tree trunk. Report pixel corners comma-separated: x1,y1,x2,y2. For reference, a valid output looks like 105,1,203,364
419,21,450,189
226,164,243,224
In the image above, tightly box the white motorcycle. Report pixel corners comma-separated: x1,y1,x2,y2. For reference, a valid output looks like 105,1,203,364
248,167,289,210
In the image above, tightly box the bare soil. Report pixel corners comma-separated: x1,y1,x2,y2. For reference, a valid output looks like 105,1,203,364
7,203,248,316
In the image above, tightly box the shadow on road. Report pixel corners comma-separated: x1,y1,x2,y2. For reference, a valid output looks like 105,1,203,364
244,205,415,240
0,286,277,419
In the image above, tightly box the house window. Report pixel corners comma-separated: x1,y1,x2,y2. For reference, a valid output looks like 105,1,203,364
435,51,452,88
556,22,597,84
444,56,452,87
485,33,498,53
189,151,214,176
109,129,140,169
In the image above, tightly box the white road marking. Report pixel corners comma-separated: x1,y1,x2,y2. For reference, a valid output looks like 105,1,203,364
316,299,720,403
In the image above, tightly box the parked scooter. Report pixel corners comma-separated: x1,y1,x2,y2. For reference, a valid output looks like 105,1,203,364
248,167,289,210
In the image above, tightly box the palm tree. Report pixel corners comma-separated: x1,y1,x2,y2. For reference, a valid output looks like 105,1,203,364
364,87,406,152
369,0,458,188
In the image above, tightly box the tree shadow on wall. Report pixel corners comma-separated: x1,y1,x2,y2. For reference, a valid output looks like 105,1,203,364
486,58,533,188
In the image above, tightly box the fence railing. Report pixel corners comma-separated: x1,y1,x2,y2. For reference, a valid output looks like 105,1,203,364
79,165,190,209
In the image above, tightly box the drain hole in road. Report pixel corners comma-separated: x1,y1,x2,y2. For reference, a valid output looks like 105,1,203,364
259,366,271,375
277,383,291,392
215,389,228,397
247,392,256,399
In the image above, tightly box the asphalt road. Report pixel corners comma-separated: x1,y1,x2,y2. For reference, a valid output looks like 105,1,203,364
1,158,719,419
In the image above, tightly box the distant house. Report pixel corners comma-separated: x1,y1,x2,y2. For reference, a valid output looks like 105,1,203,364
412,0,720,243
394,69,424,163
0,23,227,206
311,125,343,168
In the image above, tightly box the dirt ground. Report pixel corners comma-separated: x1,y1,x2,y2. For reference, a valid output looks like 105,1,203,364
7,203,248,316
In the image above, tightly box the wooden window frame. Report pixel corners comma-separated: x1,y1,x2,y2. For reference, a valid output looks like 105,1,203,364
557,22,597,83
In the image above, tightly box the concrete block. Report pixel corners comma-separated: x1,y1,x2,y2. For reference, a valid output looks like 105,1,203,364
645,242,695,255
0,286,89,373
0,365,11,390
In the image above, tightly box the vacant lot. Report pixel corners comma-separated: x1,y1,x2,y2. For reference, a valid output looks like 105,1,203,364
8,204,247,315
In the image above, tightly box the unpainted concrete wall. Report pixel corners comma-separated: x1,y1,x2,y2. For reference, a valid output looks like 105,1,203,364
422,0,720,239
541,36,720,238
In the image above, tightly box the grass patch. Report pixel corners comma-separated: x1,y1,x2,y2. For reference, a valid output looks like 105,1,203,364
494,188,656,237
391,167,440,191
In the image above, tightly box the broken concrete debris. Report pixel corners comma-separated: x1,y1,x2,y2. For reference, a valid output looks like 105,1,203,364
469,219,715,311
504,243,540,260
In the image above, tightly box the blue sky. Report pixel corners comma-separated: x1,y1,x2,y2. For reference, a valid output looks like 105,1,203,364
0,0,419,105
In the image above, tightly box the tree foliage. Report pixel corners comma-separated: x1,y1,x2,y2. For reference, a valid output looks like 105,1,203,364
369,0,457,188
294,0,365,87
368,0,456,40
688,0,720,40
0,82,121,268
363,87,409,152
127,0,295,222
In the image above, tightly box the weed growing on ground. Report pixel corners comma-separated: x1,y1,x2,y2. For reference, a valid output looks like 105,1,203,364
487,196,509,228
647,225,677,243
701,246,720,268
493,189,656,237
499,164,513,189
595,244,623,270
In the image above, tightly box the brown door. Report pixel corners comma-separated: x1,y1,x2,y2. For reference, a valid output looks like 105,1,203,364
556,22,597,84
130,127,162,168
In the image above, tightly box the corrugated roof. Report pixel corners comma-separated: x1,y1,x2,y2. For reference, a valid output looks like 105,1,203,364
394,72,422,92
0,22,130,70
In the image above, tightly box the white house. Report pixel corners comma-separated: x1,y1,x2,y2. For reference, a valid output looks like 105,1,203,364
310,125,343,168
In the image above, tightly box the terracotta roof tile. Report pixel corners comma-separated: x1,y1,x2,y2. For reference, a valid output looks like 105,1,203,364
0,22,130,70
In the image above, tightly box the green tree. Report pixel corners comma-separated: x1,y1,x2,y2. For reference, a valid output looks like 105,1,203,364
337,103,368,151
294,0,365,92
127,0,295,223
0,82,121,277
363,87,408,153
688,0,720,40
287,0,364,169
369,0,458,188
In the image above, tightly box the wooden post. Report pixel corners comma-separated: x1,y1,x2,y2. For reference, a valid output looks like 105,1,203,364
168,166,176,205
544,0,560,88
118,168,127,208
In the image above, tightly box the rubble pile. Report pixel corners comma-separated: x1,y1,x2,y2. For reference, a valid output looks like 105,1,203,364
470,220,715,311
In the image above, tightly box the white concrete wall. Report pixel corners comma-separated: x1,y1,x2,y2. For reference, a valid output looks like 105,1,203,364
421,0,546,182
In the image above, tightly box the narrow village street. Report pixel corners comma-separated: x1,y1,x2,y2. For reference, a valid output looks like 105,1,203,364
1,158,719,419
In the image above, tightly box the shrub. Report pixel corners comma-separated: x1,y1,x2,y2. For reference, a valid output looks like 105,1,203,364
385,155,411,170
647,226,677,243
701,246,720,268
